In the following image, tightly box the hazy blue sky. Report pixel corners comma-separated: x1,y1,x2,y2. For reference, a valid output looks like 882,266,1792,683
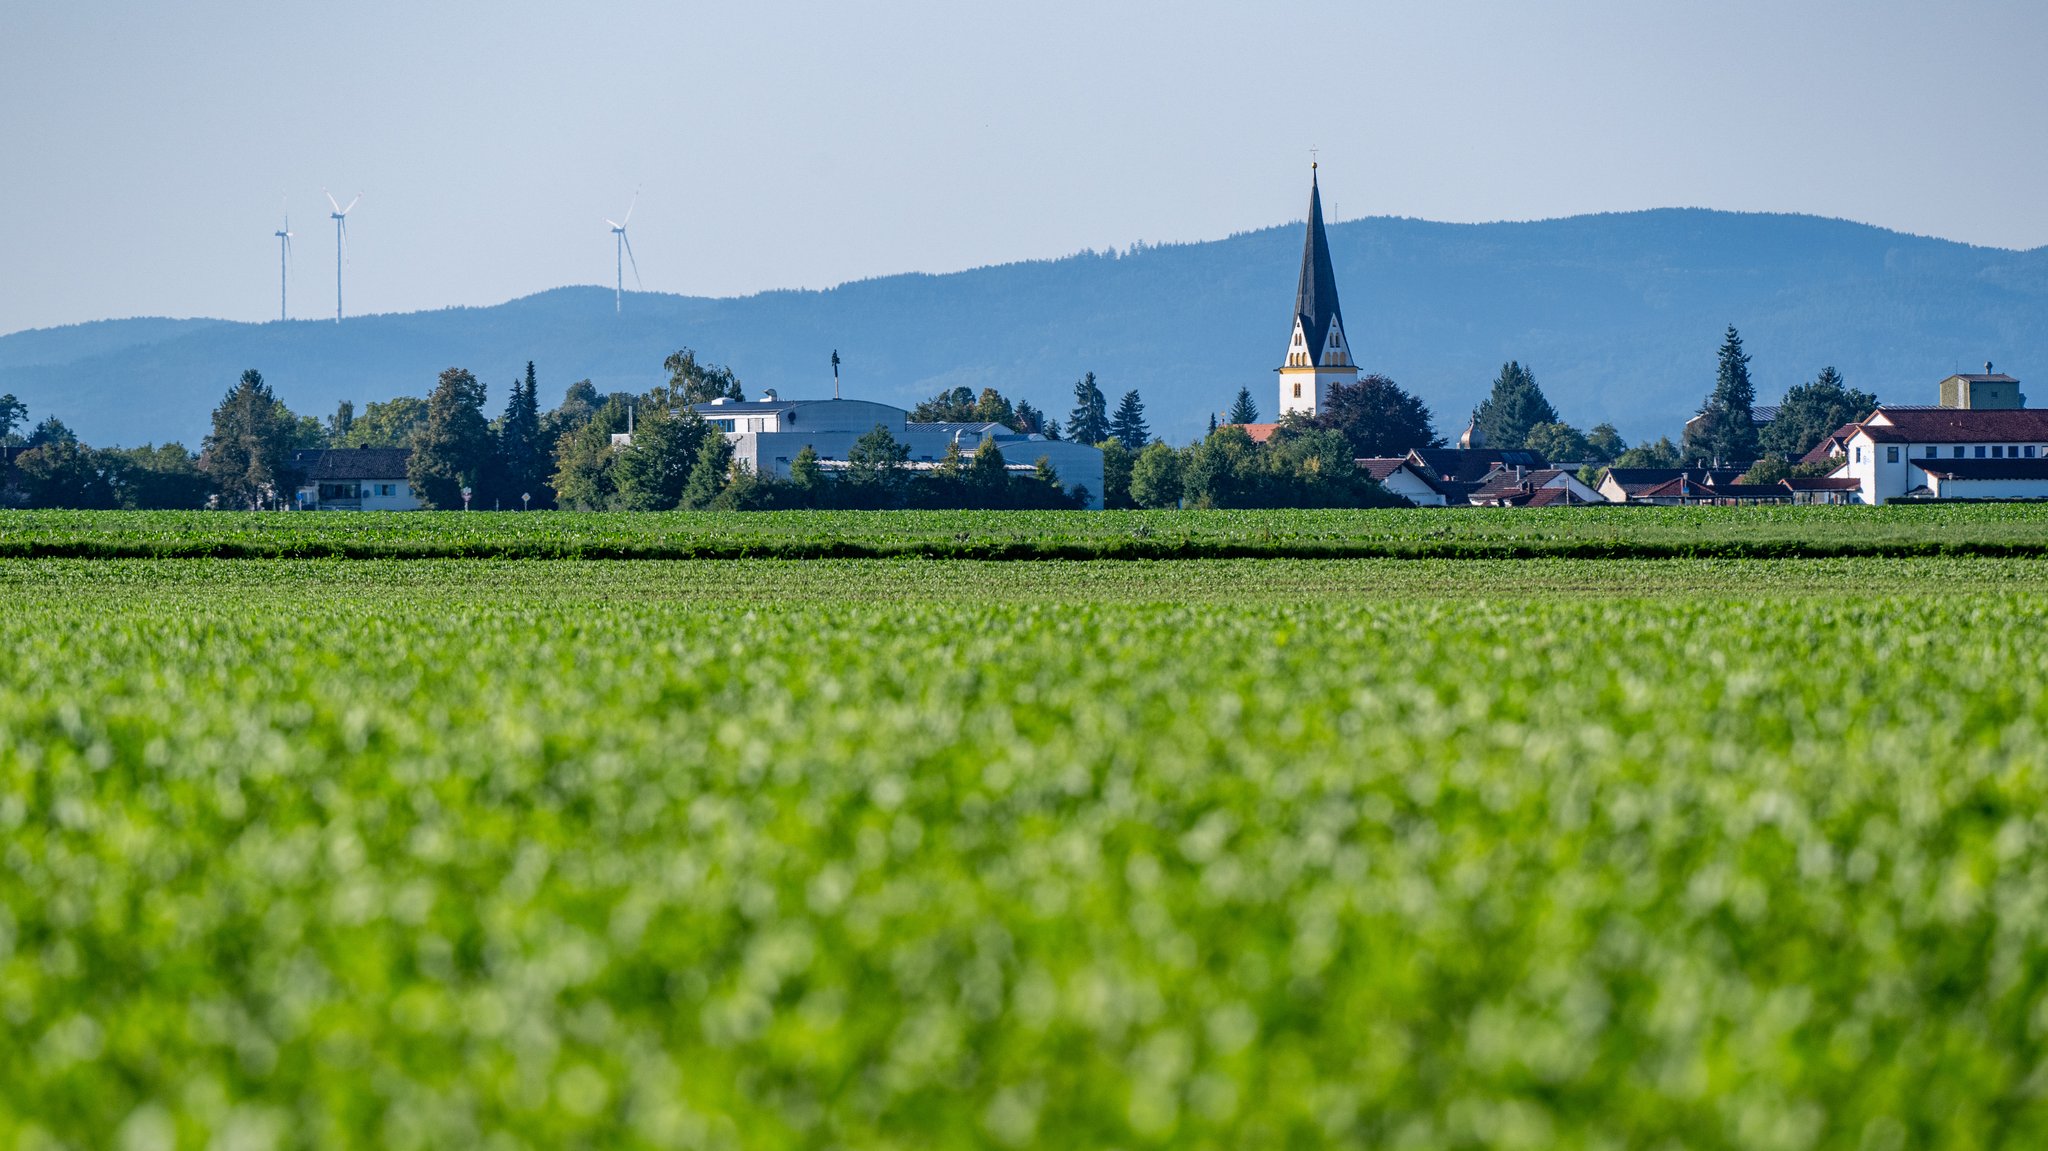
4,0,2045,335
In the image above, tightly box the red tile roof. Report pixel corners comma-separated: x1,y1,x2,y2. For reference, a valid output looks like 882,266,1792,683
1860,407,2048,443
1238,422,1279,444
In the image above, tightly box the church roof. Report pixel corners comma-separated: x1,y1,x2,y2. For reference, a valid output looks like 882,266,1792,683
1293,169,1343,358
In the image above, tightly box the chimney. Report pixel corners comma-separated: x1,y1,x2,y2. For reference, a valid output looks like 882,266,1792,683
1986,361,1995,376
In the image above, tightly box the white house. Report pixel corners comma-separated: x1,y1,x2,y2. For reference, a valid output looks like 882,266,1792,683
1357,457,1457,506
687,396,1107,508
1835,407,2048,504
292,448,420,511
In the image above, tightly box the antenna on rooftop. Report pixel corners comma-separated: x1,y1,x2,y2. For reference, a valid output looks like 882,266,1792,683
606,190,641,314
324,189,361,323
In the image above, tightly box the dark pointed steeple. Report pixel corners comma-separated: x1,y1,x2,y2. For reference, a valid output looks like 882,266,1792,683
1293,165,1344,361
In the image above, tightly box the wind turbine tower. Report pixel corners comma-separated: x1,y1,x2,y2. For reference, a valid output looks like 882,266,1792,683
273,202,293,322
325,189,360,323
606,192,641,314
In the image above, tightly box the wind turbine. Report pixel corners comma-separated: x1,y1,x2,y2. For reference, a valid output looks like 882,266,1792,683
325,189,360,323
606,191,641,314
273,200,293,322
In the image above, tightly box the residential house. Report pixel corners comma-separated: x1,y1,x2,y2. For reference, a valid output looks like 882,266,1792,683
292,448,420,511
1466,466,1606,507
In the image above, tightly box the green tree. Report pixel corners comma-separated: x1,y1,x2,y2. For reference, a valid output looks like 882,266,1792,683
1761,367,1878,459
1316,375,1439,457
664,348,744,405
541,379,603,445
1097,437,1134,509
1473,362,1559,451
495,362,551,507
103,443,209,509
1522,421,1594,463
613,405,707,510
1612,436,1682,469
1267,426,1403,507
1737,456,1792,486
918,387,976,421
843,424,911,508
550,395,631,510
25,416,76,448
788,444,825,506
965,437,1011,507
327,400,355,440
1012,400,1050,437
408,368,494,509
1109,390,1150,447
1683,325,1760,463
199,369,300,510
341,396,430,449
15,439,116,508
1027,455,1072,508
1586,423,1627,462
680,427,735,509
0,394,26,462
1182,425,1261,507
1226,387,1260,425
1066,373,1110,444
1129,441,1184,508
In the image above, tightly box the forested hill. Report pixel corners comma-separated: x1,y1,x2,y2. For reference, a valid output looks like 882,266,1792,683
6,208,2046,448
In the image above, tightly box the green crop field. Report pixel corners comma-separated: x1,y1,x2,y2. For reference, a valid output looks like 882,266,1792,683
6,553,2048,1148
8,503,2048,560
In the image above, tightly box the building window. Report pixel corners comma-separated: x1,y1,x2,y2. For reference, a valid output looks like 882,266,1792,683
1854,447,1863,462
1886,446,1898,463
1924,445,1937,458
1293,383,1302,398
1993,445,2004,458
2029,446,2039,458
1977,445,1988,458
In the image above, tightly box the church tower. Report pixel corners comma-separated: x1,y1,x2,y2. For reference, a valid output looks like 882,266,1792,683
1276,165,1358,417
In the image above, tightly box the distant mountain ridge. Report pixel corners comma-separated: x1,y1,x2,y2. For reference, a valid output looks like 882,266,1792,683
5,208,2045,448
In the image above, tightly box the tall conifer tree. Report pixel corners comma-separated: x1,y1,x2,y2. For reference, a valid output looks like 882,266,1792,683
1684,325,1761,463
1472,362,1559,451
1109,389,1150,447
1065,372,1110,444
1226,387,1259,425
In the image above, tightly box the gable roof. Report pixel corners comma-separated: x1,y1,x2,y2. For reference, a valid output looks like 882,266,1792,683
1859,407,2048,443
1782,475,1861,491
1408,447,1547,483
1292,170,1344,360
1358,456,1463,499
1239,422,1279,444
291,447,411,481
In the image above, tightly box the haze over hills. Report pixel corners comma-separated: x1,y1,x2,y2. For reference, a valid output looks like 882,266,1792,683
4,208,2046,450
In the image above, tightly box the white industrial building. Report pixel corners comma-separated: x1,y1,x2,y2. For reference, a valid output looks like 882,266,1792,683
1832,405,2048,504
688,396,1106,508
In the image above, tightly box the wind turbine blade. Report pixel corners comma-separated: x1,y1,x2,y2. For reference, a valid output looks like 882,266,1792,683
622,233,642,289
604,219,621,230
622,190,637,226
340,218,350,263
325,188,342,213
342,193,361,216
